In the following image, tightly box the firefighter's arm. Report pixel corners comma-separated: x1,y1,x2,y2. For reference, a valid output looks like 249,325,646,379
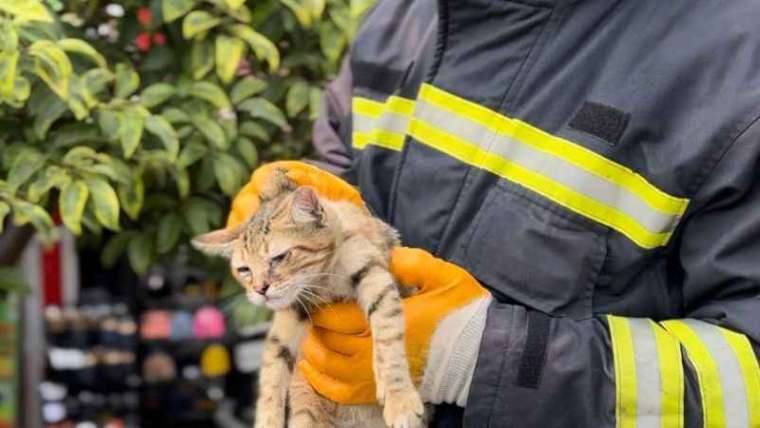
300,124,760,426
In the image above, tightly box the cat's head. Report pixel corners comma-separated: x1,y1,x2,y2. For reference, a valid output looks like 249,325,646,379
192,185,337,310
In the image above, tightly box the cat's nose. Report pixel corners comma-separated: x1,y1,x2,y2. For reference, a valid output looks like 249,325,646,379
255,282,270,295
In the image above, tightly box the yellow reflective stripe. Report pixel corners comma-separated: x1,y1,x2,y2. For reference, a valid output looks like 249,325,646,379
409,117,673,248
649,320,684,428
352,96,414,151
418,84,689,216
353,97,383,118
608,316,638,428
661,320,725,428
719,328,760,428
386,96,416,116
353,129,406,151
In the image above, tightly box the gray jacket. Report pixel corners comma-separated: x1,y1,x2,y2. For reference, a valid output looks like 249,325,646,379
312,1,760,427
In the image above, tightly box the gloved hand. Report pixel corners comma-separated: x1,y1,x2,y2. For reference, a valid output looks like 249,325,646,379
227,160,364,227
299,247,492,406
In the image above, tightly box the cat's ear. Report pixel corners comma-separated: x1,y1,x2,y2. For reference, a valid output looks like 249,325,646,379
191,225,243,257
290,186,325,226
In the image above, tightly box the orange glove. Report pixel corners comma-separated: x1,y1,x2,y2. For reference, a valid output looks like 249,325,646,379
227,161,364,228
299,247,491,405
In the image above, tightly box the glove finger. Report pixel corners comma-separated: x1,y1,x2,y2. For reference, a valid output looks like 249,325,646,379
390,247,448,292
313,327,370,356
298,361,377,405
226,193,260,227
311,302,369,334
301,331,372,382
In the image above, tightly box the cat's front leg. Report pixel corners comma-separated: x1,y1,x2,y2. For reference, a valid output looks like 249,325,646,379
255,309,305,428
353,264,424,428
288,367,337,428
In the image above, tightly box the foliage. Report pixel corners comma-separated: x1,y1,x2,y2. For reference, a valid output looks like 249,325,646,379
0,0,373,275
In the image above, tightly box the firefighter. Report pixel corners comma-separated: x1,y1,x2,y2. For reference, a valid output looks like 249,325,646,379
229,1,760,426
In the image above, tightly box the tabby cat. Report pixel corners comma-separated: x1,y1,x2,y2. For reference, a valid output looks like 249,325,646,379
192,171,425,428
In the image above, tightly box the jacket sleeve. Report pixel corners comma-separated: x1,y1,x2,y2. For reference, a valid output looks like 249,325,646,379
309,55,354,176
464,121,760,428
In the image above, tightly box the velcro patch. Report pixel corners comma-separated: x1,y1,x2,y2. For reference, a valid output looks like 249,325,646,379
569,101,630,145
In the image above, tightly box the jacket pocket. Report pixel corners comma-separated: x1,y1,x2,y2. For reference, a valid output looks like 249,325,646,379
460,180,607,320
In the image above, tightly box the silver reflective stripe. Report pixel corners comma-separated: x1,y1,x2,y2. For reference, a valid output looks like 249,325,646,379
414,99,680,236
629,318,662,428
682,319,750,428
375,111,410,134
353,112,375,134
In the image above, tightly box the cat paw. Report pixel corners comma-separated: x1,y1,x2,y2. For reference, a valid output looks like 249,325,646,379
375,381,386,405
382,388,424,428
254,412,286,428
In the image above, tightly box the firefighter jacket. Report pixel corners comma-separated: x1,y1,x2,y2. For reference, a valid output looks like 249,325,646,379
310,1,760,427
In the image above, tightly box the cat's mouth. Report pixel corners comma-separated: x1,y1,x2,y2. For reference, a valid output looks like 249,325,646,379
246,284,302,310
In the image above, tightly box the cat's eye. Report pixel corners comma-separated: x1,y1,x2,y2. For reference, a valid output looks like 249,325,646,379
270,250,291,265
236,266,252,277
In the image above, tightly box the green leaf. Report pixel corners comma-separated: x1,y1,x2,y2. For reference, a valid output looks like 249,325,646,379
319,22,346,64
286,80,309,117
0,19,18,52
29,40,72,100
161,107,190,124
189,81,231,109
162,0,196,23
128,233,154,275
157,212,183,253
101,231,134,268
119,108,145,158
309,87,323,120
114,63,140,99
310,0,326,19
191,116,227,150
231,76,267,105
239,120,270,141
215,35,246,84
280,0,313,27
238,98,287,129
117,171,144,221
350,0,376,19
33,96,67,139
51,124,100,149
172,167,190,198
12,201,56,243
60,180,89,235
229,4,251,22
224,0,246,10
213,152,246,195
183,11,221,39
86,177,120,231
177,139,208,168
0,1,53,23
0,50,19,99
190,40,214,80
184,197,222,235
27,165,71,202
140,83,176,108
145,115,179,160
62,146,97,166
80,68,114,104
57,38,107,68
229,24,280,72
0,201,10,234
236,137,258,168
8,150,44,191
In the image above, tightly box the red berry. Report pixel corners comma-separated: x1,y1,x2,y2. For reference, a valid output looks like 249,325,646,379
135,32,152,52
137,7,153,26
152,32,166,46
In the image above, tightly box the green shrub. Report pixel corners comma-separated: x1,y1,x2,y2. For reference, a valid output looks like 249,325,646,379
0,0,372,275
